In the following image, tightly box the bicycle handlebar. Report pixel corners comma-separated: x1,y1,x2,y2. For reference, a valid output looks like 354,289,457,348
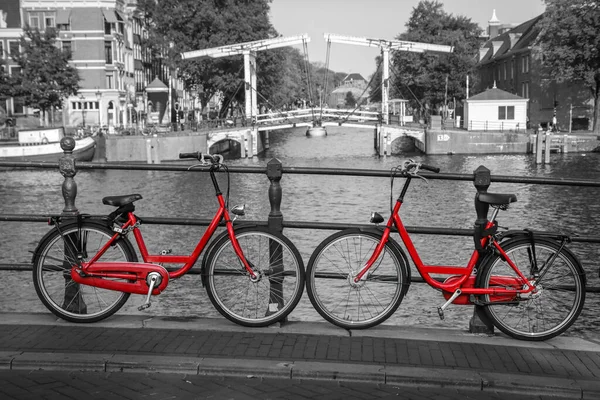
179,152,223,165
400,159,441,175
420,163,441,173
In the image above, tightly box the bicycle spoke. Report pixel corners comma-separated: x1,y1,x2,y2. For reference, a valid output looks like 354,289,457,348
480,238,585,341
307,232,407,329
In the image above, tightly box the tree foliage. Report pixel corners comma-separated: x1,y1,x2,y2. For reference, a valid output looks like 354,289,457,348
389,1,481,121
140,0,294,116
11,26,79,125
537,0,600,132
344,91,357,107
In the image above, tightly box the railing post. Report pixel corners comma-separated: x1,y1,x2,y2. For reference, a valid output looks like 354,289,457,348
59,136,87,313
470,165,494,334
266,158,284,319
59,136,78,215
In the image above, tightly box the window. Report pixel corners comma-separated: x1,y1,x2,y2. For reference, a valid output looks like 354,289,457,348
44,13,55,28
105,21,112,35
13,97,25,114
511,59,514,79
8,40,19,56
503,62,507,80
104,41,113,64
106,73,113,89
9,66,21,76
521,82,529,98
498,106,515,120
29,14,40,28
62,41,72,55
521,55,530,73
0,41,3,58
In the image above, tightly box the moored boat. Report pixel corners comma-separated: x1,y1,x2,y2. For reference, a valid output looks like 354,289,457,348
0,127,96,162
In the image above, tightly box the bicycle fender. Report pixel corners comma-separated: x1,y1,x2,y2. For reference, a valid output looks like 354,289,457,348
353,227,412,289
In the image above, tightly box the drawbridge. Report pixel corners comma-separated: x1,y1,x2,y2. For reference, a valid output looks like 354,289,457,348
181,34,452,156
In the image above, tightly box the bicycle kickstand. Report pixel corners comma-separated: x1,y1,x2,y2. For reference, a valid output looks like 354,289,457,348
138,272,161,311
437,289,462,320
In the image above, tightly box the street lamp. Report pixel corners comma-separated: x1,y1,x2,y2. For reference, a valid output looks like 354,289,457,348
95,88,102,129
79,94,86,128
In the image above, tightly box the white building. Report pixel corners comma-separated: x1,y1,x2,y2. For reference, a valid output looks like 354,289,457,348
464,86,529,132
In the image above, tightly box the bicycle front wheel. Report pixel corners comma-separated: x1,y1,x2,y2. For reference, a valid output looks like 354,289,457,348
477,237,585,341
204,227,305,327
32,220,137,323
306,230,409,329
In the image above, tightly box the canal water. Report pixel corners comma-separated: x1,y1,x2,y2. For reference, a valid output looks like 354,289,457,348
1,126,599,340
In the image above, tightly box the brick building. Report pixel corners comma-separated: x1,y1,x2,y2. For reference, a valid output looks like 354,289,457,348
475,10,593,131
1,0,186,131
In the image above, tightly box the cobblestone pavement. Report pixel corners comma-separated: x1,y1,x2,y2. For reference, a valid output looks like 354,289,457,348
0,370,582,400
1,313,599,399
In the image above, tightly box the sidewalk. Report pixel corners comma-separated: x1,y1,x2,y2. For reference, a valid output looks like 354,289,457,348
1,312,599,398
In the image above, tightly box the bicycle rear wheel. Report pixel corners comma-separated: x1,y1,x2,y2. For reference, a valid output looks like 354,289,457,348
306,229,409,329
477,237,585,341
203,226,305,327
32,220,137,323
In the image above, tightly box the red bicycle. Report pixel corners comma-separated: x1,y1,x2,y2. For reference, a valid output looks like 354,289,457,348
32,152,305,326
306,160,586,341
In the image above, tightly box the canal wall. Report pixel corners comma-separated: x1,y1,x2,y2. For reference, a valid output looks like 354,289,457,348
420,128,599,155
102,128,268,163
104,132,208,163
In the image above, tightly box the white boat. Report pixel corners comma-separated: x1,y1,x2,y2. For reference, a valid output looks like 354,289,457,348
0,127,96,162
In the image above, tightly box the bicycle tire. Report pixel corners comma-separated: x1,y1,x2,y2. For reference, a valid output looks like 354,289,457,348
32,220,137,323
306,229,409,329
203,226,305,327
477,236,585,341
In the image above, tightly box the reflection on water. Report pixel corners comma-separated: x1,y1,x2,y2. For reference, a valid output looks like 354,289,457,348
1,126,599,339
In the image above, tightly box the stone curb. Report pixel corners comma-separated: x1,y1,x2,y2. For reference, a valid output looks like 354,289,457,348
2,351,599,398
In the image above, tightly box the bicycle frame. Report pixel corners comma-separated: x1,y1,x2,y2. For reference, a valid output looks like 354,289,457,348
354,174,536,302
69,165,256,296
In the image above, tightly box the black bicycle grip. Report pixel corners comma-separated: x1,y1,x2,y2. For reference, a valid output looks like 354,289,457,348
420,163,441,173
179,152,201,159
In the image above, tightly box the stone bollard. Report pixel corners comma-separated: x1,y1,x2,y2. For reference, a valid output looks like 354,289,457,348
470,165,494,334
59,136,87,314
266,158,284,318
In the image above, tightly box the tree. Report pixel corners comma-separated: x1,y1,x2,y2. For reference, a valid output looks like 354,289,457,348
537,0,600,133
11,26,79,126
389,1,480,121
0,59,12,126
344,91,356,107
142,0,287,119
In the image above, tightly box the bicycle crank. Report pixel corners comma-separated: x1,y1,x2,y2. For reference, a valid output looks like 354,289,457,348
139,271,163,311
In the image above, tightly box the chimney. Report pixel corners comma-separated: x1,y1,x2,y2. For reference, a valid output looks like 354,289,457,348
488,9,501,39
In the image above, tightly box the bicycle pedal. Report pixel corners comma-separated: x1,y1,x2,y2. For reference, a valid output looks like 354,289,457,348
437,307,445,320
138,302,151,311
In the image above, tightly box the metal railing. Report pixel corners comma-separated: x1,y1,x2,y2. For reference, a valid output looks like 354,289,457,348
2,157,600,289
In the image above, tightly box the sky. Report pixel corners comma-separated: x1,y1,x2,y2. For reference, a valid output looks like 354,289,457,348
269,0,547,79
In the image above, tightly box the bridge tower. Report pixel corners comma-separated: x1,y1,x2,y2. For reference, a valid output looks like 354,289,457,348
323,34,453,155
181,35,310,156
323,34,453,125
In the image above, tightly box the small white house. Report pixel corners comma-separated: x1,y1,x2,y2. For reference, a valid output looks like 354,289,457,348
464,86,528,132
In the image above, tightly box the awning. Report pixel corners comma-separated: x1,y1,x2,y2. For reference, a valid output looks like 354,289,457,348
115,10,126,21
134,59,143,70
102,9,117,23
55,9,71,25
